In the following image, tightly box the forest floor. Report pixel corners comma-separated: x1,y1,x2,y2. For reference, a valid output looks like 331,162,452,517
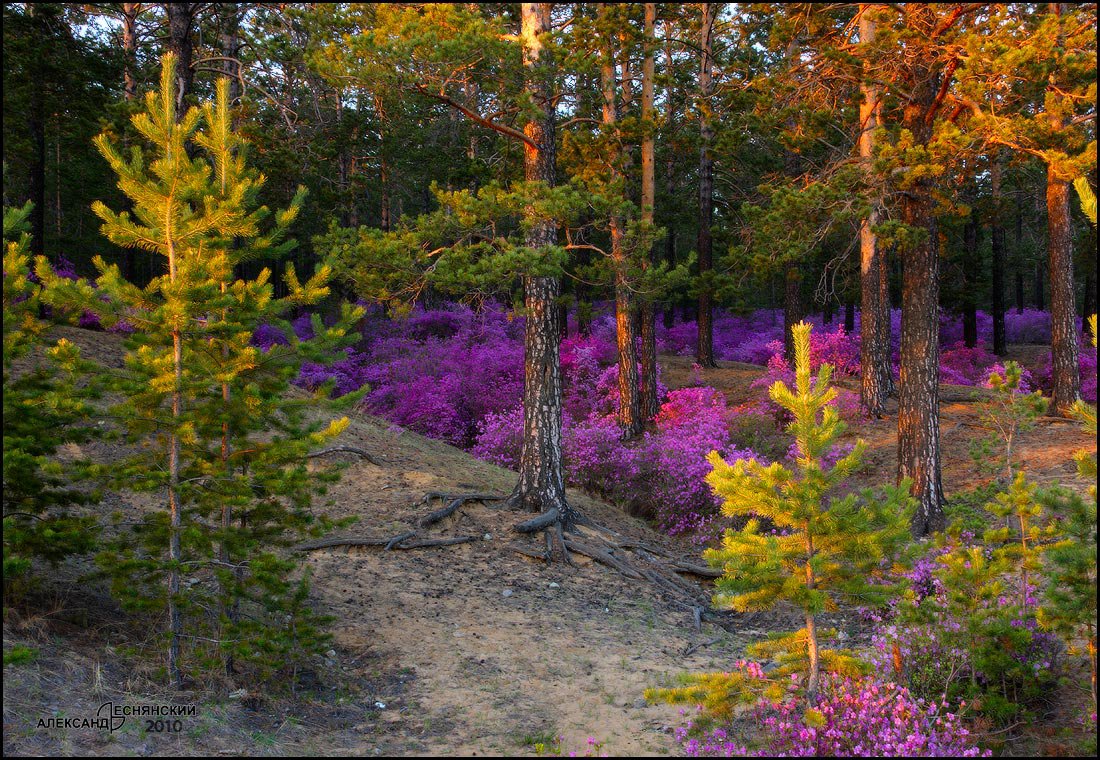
3,328,1095,757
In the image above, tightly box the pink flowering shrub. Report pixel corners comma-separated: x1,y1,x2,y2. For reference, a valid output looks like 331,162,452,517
676,672,989,757
939,341,1000,386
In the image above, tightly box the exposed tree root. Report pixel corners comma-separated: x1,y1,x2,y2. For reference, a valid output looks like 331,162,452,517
306,446,381,466
299,492,745,634
682,636,724,657
293,535,476,552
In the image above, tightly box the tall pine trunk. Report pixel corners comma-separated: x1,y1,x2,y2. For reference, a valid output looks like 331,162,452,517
639,3,659,421
991,154,1008,356
600,7,643,438
513,4,573,527
858,5,892,417
695,3,717,368
1047,170,1080,414
166,4,195,113
897,44,945,536
962,215,980,348
1045,3,1081,416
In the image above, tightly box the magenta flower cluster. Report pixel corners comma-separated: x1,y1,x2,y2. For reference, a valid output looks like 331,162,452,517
676,672,989,757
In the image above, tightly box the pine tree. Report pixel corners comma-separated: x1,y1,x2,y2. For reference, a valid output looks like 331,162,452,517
39,54,363,688
650,322,912,711
3,203,99,601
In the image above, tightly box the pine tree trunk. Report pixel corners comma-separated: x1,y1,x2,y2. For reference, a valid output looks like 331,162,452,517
601,7,643,438
27,6,46,256
962,215,979,349
1047,169,1081,415
664,225,676,329
783,265,802,365
858,6,892,417
166,4,195,115
639,4,659,421
1034,258,1045,311
513,3,573,526
122,3,139,100
898,56,945,535
991,155,1008,356
695,3,717,368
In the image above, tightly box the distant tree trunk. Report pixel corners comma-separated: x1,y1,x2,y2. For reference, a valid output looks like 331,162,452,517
844,300,856,333
858,5,892,417
991,154,1007,356
512,3,573,529
695,2,718,368
165,3,195,116
1034,259,1045,311
783,266,802,364
663,226,676,329
897,45,945,536
823,299,834,324
1015,268,1026,314
27,5,46,256
1015,190,1026,313
639,3,659,420
601,6,642,438
962,214,980,348
663,28,677,331
1047,168,1080,415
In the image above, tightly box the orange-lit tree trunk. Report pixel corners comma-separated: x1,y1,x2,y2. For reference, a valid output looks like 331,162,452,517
897,37,946,536
512,3,574,530
639,2,660,421
858,5,892,418
991,153,1008,356
1045,3,1081,416
600,5,643,438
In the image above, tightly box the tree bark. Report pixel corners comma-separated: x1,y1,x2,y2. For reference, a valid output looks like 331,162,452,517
512,3,573,526
1045,2,1081,416
991,154,1008,355
962,214,980,348
783,265,802,365
897,18,945,535
858,5,892,417
695,2,718,368
639,3,659,420
165,3,195,117
1047,169,1081,414
601,6,643,438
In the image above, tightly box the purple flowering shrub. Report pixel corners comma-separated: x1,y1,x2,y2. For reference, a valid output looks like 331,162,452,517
939,342,1001,386
675,669,989,757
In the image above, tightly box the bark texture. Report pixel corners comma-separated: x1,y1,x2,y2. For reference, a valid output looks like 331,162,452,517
512,3,573,527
